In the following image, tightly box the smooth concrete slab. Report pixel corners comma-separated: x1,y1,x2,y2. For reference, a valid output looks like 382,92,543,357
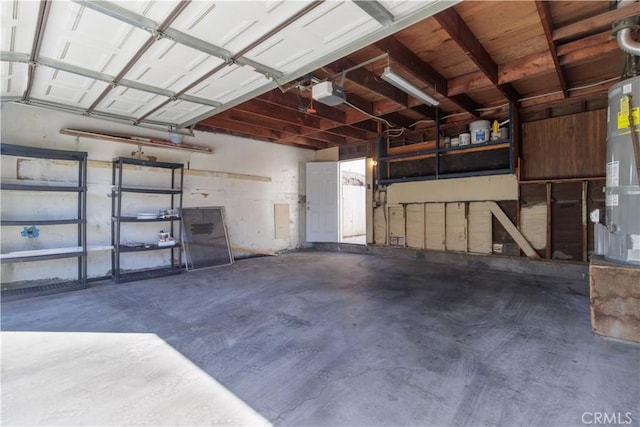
2,332,269,426
2,252,639,426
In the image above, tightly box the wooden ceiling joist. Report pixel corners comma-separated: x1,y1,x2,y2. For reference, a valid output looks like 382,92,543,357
553,3,640,42
434,7,519,102
373,36,480,116
326,60,408,107
536,0,569,98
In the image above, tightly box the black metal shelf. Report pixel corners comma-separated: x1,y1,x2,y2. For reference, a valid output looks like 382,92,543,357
1,183,86,192
111,156,183,283
0,247,86,263
0,144,88,300
113,156,184,169
376,103,515,183
117,243,180,252
117,187,181,194
0,219,85,226
112,266,182,284
114,216,181,222
1,280,88,301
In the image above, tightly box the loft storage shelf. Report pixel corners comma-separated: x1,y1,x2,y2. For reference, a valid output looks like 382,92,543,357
111,157,184,283
0,143,88,300
377,103,515,185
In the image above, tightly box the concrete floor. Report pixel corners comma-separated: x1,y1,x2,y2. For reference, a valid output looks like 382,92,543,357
2,251,639,426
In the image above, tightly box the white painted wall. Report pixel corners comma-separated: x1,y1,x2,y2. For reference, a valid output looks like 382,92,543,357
0,103,314,282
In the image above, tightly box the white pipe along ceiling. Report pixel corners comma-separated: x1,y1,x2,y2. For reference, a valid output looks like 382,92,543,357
1,0,458,136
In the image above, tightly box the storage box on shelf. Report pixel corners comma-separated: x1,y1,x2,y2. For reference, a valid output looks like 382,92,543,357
111,157,184,283
0,143,88,300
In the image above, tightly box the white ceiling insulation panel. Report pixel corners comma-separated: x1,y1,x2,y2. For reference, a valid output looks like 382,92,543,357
94,86,168,118
29,67,109,108
1,62,28,98
122,39,226,91
144,100,214,124
1,1,38,54
243,1,379,74
169,1,314,55
186,64,271,105
38,2,151,77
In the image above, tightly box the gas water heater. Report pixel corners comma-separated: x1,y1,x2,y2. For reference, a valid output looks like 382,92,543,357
596,7,640,266
602,76,640,265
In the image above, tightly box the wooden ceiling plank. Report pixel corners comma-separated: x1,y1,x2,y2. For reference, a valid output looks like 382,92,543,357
215,109,303,135
434,8,519,101
326,60,408,107
374,36,448,92
453,30,621,93
374,36,481,116
559,39,620,66
228,100,347,144
257,89,347,124
535,0,569,98
553,4,640,42
448,71,492,96
556,31,611,56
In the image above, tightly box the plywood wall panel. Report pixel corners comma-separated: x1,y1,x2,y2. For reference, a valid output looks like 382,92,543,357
446,203,466,252
521,109,606,180
425,203,446,251
551,182,582,260
406,204,425,249
468,202,492,254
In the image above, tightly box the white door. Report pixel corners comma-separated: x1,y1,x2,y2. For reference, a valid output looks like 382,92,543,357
306,162,340,242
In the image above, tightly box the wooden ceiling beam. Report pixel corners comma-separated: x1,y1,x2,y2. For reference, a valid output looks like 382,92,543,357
434,7,519,102
379,112,415,129
215,109,303,135
535,0,569,98
449,30,622,96
374,36,447,91
196,116,335,149
326,60,408,107
257,89,347,124
219,100,347,145
374,36,480,116
553,3,640,42
199,115,334,148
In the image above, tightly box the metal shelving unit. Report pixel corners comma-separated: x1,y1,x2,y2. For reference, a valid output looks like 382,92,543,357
111,157,183,283
378,102,515,185
0,143,88,301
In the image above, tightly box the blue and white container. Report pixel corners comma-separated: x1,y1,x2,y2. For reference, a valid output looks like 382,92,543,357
470,120,491,144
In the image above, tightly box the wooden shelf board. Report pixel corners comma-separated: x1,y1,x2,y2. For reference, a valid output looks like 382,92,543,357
61,129,212,154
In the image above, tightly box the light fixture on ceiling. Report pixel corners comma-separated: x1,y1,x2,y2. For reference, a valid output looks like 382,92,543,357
380,66,439,106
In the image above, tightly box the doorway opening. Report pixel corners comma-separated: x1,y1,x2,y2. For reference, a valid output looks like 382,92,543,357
340,158,366,245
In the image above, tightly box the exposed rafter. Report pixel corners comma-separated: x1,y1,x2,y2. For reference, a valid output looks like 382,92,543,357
434,7,519,102
373,36,480,116
536,0,569,98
